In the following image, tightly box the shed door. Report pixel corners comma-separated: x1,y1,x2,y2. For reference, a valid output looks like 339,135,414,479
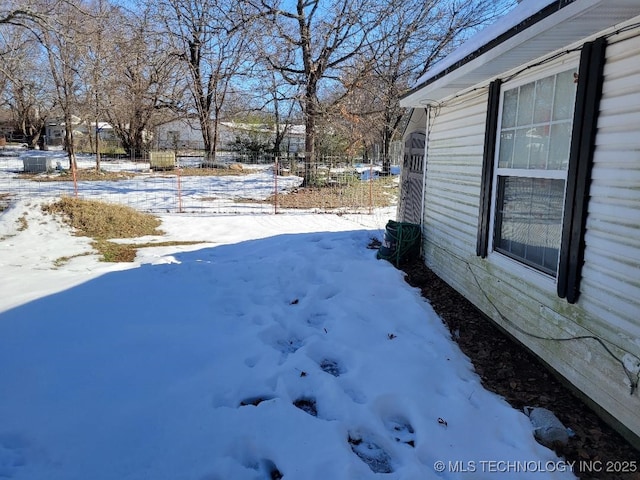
398,131,426,224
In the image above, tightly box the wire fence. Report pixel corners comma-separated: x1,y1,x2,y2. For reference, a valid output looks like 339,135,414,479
0,149,400,218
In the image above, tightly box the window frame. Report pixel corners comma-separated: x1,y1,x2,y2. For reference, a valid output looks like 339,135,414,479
476,37,606,303
488,60,580,279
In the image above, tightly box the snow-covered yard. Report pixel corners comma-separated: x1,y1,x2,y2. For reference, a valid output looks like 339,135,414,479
0,151,575,479
0,150,304,214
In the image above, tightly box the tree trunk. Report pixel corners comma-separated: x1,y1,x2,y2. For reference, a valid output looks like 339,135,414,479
95,115,101,171
63,112,77,171
199,112,211,155
211,118,220,164
381,124,392,176
303,114,315,186
303,86,318,187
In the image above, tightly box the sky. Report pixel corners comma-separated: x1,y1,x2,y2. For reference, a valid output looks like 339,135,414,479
0,150,577,479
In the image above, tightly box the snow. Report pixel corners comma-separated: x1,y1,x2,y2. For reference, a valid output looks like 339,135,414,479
1,151,304,214
0,151,576,479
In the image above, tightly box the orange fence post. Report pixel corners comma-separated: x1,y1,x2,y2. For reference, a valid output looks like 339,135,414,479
71,158,78,197
369,161,373,215
177,166,183,213
274,157,279,215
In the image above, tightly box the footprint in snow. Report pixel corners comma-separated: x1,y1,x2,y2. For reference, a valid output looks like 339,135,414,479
238,395,275,407
319,358,344,377
384,416,416,447
343,386,367,405
317,284,340,300
306,311,328,328
262,459,283,480
258,327,304,362
348,433,394,474
276,337,303,355
238,457,283,480
293,397,318,417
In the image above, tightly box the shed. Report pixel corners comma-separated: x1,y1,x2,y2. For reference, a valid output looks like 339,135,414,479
399,0,640,447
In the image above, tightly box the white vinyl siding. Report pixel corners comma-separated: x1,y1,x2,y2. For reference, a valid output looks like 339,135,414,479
415,27,640,444
579,33,640,335
422,93,487,261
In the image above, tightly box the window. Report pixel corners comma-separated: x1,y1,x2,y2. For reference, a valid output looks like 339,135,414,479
477,38,607,303
493,68,578,276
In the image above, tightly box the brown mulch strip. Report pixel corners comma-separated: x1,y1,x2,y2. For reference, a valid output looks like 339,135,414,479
400,259,640,480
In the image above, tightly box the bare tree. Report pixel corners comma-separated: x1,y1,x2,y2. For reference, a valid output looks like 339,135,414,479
341,0,517,174
104,5,184,158
0,25,56,148
159,0,251,162
0,1,47,30
242,0,392,185
266,73,299,165
81,0,121,170
244,47,302,169
1,1,64,148
38,0,93,172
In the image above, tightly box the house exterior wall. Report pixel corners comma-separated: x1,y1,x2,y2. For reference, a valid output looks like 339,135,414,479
155,119,306,154
409,29,640,445
155,118,206,151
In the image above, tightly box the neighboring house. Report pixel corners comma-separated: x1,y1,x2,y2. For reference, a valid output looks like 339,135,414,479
43,117,119,148
399,0,640,447
219,121,306,154
155,117,306,153
277,124,306,154
44,115,83,146
83,121,118,143
155,116,206,151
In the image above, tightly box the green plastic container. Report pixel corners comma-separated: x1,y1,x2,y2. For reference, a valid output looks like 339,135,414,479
376,220,421,267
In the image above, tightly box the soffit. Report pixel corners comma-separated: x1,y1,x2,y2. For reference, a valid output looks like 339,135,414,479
400,0,640,107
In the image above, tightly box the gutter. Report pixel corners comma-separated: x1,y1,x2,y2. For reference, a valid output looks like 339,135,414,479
400,0,575,101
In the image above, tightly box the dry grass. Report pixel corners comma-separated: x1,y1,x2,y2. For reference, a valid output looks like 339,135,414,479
178,166,257,176
43,196,163,239
92,239,203,263
53,252,92,268
41,197,205,263
243,177,398,210
17,214,28,231
23,168,136,182
22,165,258,182
0,193,11,212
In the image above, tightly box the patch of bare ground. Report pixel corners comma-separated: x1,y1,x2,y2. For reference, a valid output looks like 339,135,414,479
400,259,640,480
241,178,397,210
178,165,257,176
21,168,136,182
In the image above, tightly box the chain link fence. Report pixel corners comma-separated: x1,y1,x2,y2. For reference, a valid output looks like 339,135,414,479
0,149,400,216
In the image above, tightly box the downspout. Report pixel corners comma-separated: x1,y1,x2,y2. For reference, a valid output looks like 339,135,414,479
420,106,430,229
419,106,431,261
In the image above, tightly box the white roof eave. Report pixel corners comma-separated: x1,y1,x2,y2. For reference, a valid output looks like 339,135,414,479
400,0,640,107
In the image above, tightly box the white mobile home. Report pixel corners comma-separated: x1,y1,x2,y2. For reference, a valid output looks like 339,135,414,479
155,117,306,154
400,0,640,446
155,117,206,151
